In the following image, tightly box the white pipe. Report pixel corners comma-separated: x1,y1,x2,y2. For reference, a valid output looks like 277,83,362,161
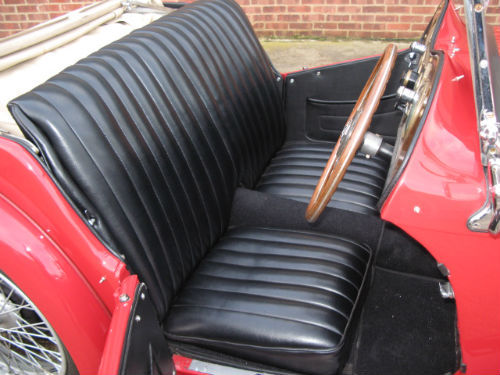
128,0,173,13
0,8,125,72
0,0,123,58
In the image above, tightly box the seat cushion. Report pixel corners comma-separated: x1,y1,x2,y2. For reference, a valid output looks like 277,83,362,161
165,227,371,375
256,142,389,214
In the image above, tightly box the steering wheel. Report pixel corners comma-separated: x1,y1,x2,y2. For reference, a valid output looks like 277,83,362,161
305,44,398,223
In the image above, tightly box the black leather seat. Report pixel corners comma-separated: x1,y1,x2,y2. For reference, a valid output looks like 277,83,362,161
166,227,371,375
257,142,388,214
8,1,375,374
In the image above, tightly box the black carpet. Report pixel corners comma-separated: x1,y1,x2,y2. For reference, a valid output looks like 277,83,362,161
353,268,459,375
230,187,384,250
375,225,445,279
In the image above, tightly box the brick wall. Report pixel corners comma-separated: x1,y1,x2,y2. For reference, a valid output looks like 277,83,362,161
0,0,97,38
1,0,499,39
246,0,433,39
243,0,500,39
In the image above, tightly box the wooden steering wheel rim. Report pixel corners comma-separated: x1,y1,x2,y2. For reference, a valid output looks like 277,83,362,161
305,44,398,223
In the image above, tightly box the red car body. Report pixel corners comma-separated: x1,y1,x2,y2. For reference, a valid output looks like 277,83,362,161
0,1,499,374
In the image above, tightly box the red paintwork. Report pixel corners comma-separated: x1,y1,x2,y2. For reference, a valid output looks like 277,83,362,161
0,137,130,373
98,275,138,375
173,355,210,375
381,3,500,374
495,26,500,53
0,194,111,374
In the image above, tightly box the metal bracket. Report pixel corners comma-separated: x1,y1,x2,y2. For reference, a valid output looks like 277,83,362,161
121,0,133,11
360,131,383,157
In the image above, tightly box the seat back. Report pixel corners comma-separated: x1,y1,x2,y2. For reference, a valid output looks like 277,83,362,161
9,0,285,317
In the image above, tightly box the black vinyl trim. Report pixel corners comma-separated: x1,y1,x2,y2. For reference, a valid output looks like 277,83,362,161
119,284,174,375
163,2,186,8
307,93,397,106
282,50,409,145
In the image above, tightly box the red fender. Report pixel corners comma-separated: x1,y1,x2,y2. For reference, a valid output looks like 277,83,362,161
0,193,109,374
0,138,129,311
382,3,500,373
0,137,131,372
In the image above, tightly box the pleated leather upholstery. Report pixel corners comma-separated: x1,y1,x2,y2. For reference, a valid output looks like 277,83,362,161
258,142,389,214
9,0,375,373
9,0,284,317
166,227,371,375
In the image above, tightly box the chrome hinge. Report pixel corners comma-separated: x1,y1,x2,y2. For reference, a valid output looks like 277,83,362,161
468,158,500,234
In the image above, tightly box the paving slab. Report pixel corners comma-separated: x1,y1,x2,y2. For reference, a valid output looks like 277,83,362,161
261,39,409,73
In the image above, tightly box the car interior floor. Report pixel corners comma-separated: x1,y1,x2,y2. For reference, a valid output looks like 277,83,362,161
347,225,459,375
350,267,458,375
230,189,460,375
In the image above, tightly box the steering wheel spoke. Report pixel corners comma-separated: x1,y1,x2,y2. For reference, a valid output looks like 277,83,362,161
306,44,398,223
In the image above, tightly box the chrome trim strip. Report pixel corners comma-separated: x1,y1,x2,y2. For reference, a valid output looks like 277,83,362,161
464,0,500,234
188,359,274,375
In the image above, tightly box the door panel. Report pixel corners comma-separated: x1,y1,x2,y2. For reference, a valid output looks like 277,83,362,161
284,51,409,144
305,94,400,143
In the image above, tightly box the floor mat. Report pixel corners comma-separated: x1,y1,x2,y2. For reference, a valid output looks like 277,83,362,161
353,268,458,375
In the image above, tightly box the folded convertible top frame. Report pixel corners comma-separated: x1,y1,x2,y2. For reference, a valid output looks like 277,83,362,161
0,0,171,71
